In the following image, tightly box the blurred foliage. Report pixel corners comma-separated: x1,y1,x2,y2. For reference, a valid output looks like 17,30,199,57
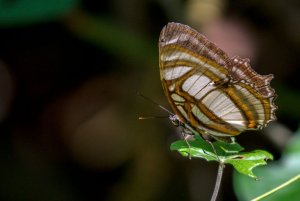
0,0,79,26
234,128,300,201
64,10,157,67
275,84,300,120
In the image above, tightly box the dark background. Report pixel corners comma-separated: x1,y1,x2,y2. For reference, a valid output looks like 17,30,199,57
0,0,299,200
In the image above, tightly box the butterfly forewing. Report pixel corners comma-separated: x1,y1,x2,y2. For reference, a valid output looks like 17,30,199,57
159,22,277,137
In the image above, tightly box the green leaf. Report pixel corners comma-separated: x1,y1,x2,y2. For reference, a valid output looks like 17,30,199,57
213,140,244,154
234,129,300,201
0,0,79,26
170,136,273,179
226,150,273,179
170,139,217,161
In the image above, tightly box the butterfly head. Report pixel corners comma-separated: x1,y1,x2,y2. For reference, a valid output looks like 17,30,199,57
169,115,182,127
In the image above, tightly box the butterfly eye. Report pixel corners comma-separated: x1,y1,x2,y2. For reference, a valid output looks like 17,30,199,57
169,115,180,127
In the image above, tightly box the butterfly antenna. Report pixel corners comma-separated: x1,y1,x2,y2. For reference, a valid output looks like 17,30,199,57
136,91,174,115
138,115,170,120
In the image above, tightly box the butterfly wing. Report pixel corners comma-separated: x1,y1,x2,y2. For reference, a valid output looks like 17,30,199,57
159,22,277,137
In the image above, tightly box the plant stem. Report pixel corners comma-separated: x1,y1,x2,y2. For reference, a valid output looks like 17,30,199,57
251,174,300,201
211,162,225,201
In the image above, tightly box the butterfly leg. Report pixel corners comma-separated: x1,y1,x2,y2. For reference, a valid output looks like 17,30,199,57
179,127,193,159
205,139,221,162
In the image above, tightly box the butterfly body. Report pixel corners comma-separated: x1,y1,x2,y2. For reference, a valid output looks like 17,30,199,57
159,22,277,138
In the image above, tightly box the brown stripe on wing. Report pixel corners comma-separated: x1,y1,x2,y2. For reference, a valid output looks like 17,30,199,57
161,44,229,76
194,99,242,135
159,22,232,72
160,49,240,135
224,84,258,129
232,81,276,128
175,84,241,136
172,93,241,136
161,75,241,136
228,56,277,124
230,56,276,98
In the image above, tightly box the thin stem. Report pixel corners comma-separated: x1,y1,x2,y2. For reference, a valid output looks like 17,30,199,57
210,162,225,201
251,174,300,201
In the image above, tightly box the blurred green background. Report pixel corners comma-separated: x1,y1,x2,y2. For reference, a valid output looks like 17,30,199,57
0,0,299,201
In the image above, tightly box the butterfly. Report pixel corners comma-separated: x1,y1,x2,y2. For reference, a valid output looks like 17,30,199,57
159,22,277,139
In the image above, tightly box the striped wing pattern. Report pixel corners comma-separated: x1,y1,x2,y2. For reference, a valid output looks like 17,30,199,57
159,22,277,137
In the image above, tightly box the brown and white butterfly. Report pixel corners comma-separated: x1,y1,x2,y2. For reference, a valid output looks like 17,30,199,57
159,22,277,139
